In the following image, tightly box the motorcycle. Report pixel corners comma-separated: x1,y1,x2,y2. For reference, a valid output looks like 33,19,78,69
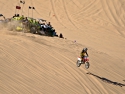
76,56,90,69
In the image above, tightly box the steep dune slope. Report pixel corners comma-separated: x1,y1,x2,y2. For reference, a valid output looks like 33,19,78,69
0,0,125,94
0,30,125,94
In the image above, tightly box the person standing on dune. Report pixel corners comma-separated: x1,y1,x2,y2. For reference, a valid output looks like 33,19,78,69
22,17,29,32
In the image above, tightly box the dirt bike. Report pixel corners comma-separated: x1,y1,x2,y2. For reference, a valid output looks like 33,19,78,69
76,56,90,69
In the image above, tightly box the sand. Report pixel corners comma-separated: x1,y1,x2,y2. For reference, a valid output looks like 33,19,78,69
0,0,125,94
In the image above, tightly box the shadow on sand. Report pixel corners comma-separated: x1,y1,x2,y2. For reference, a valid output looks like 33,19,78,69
87,72,125,87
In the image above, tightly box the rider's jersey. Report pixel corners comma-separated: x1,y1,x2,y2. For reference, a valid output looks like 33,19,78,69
81,51,88,57
81,52,86,57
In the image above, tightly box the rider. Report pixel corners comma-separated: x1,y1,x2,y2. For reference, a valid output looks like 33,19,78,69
80,48,89,62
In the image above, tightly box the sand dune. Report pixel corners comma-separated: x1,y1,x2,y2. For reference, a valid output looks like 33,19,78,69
0,0,125,94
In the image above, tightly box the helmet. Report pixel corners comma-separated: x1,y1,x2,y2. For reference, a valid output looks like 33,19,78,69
83,48,88,52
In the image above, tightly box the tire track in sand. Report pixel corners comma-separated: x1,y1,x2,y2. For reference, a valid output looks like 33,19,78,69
49,0,67,28
73,0,96,16
62,0,80,30
101,0,125,37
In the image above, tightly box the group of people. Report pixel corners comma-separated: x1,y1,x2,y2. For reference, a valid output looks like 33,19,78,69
40,21,52,32
0,13,65,37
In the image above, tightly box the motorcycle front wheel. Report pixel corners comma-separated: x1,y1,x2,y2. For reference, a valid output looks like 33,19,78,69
76,60,81,67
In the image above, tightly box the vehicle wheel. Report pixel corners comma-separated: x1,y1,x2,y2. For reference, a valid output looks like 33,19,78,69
7,24,13,31
76,60,81,67
8,27,13,31
85,62,90,69
30,27,36,34
37,30,45,35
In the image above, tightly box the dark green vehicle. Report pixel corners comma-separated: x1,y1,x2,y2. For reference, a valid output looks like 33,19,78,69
30,19,57,37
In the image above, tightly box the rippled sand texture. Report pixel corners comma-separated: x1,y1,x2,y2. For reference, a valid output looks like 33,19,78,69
0,0,125,94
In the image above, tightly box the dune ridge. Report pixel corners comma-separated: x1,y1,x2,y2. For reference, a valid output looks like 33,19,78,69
0,0,125,94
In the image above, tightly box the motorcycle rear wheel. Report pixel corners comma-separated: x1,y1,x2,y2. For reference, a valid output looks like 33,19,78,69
85,62,90,69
